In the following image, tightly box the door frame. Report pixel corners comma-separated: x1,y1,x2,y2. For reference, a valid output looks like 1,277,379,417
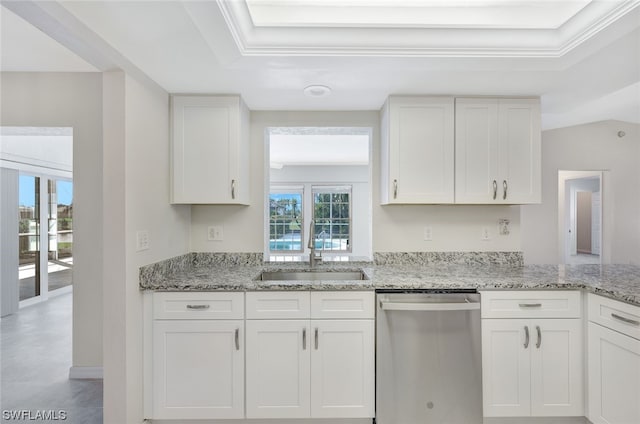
558,170,606,265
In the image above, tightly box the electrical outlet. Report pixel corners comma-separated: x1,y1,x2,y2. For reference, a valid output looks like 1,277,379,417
423,226,433,241
481,226,491,241
208,226,224,241
136,230,149,251
498,218,510,235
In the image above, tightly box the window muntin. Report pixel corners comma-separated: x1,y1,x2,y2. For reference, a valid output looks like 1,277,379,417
269,188,304,252
312,186,351,252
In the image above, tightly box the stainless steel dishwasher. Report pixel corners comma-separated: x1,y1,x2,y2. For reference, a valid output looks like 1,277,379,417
376,290,482,424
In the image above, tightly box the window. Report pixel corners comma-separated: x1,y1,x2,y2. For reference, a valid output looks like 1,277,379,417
269,188,303,252
312,186,351,252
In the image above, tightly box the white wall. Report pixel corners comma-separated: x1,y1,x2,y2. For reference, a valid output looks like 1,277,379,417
0,72,103,368
521,120,640,264
191,110,521,254
102,71,191,424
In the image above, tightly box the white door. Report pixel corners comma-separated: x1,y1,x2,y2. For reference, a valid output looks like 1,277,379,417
497,99,541,204
530,319,583,416
588,322,640,424
482,319,531,417
152,320,244,419
246,320,311,418
311,320,375,418
455,98,499,203
387,96,454,203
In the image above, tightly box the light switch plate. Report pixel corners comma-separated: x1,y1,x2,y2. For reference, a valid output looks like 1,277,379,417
481,226,491,241
136,230,149,251
208,226,223,241
423,226,433,241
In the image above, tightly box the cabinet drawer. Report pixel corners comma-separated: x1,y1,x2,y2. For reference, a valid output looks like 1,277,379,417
588,293,640,340
246,291,310,319
481,291,581,319
311,291,375,319
153,292,244,320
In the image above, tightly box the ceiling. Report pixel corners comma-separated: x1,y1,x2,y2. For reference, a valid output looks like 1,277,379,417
1,0,639,130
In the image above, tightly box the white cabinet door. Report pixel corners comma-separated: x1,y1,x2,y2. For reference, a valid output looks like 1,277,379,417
455,98,540,204
152,320,243,419
588,322,640,424
245,320,311,418
497,99,541,204
455,98,499,203
311,320,375,418
171,95,249,204
530,319,583,416
381,96,455,204
482,319,531,417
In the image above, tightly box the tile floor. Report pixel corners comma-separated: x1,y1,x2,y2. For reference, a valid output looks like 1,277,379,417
1,292,103,423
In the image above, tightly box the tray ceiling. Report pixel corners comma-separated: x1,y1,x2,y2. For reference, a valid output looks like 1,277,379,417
1,0,639,129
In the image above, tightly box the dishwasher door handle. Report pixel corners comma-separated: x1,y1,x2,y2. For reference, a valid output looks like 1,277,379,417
380,300,480,311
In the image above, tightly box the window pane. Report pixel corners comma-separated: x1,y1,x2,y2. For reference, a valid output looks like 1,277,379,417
49,179,73,292
19,175,40,301
312,187,351,252
269,192,303,252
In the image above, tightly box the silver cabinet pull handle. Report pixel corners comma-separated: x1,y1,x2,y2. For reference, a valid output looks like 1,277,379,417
536,325,541,349
519,303,542,308
524,326,530,349
231,179,236,199
186,304,210,310
503,180,508,200
314,328,319,350
235,328,240,350
611,313,640,326
302,328,307,350
492,180,497,200
393,179,398,199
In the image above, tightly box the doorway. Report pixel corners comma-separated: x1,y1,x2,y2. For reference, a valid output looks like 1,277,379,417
1,126,73,313
558,171,604,265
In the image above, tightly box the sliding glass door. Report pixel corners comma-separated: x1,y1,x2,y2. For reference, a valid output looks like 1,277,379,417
18,174,73,303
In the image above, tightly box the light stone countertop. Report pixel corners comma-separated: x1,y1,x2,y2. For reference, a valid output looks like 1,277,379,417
139,254,640,306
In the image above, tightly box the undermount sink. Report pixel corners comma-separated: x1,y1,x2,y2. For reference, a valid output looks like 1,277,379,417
257,270,368,281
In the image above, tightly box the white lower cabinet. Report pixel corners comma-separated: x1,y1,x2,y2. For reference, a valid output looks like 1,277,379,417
588,294,640,424
311,320,375,418
152,320,244,419
245,320,311,418
245,291,375,419
481,291,583,418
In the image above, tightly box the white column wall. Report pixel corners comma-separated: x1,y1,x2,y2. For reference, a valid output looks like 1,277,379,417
102,71,191,424
0,72,104,368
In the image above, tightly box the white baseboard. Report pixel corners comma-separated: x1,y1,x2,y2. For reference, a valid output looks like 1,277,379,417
69,366,103,379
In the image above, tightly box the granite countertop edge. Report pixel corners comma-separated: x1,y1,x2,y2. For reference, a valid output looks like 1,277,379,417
139,262,640,307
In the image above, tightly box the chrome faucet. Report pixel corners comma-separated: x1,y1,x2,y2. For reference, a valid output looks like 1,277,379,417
307,220,323,268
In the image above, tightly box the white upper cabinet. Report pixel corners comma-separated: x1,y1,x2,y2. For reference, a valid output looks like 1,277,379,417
170,95,250,204
380,96,455,204
455,97,541,204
